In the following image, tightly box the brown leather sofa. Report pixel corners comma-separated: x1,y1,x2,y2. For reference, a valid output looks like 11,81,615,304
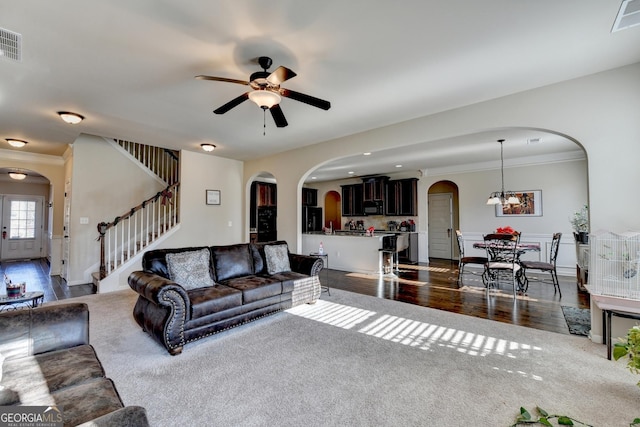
128,241,323,355
0,302,149,427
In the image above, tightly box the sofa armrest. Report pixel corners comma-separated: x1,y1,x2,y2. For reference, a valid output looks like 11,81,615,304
289,254,324,276
77,406,150,427
128,271,191,316
0,303,89,360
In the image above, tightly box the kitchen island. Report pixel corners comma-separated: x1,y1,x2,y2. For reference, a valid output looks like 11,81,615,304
302,231,397,274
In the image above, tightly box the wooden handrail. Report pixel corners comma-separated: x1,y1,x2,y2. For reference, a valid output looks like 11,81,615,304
97,182,179,279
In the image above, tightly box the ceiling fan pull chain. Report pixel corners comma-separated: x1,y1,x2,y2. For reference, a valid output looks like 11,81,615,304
263,108,267,136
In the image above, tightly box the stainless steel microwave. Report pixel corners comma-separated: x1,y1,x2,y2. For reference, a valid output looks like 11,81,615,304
363,200,383,215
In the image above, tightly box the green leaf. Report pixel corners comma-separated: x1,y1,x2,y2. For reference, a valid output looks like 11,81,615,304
539,417,553,427
519,407,532,421
558,416,574,425
613,345,630,361
537,407,549,417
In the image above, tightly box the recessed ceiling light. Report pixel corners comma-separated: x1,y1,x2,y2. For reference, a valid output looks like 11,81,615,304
363,152,371,156
348,171,355,175
5,138,28,148
311,176,317,180
57,111,84,124
395,164,403,168
201,143,216,152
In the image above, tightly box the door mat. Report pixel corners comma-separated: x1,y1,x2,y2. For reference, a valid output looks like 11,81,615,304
561,306,591,336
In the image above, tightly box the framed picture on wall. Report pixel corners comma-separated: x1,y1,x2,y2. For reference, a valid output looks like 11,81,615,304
495,190,542,217
206,189,221,205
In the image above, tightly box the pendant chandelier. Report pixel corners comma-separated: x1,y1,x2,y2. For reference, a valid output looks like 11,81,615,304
486,139,521,206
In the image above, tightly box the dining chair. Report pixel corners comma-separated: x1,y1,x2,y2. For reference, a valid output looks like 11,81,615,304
455,230,488,286
520,232,562,297
483,233,521,296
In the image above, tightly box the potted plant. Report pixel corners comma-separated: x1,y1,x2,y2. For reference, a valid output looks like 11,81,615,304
613,324,640,387
570,205,589,244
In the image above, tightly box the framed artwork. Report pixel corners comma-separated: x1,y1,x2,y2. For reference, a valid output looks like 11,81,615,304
206,189,221,205
495,190,542,217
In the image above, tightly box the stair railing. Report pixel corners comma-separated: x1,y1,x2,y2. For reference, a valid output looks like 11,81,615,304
116,139,180,185
97,183,180,279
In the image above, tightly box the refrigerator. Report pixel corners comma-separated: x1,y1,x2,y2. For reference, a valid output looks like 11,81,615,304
302,206,323,233
257,207,277,242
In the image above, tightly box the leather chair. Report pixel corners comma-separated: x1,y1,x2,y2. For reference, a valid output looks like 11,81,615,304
455,230,488,286
520,232,562,297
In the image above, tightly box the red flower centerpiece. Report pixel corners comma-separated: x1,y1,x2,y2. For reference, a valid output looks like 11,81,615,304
496,226,517,235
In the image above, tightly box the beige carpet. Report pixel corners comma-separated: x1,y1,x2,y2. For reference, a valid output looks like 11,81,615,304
57,288,639,426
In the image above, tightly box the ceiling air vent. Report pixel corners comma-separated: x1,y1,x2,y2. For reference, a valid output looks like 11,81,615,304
0,27,22,61
612,0,640,32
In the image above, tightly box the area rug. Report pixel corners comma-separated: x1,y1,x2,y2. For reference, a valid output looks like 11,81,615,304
55,288,638,427
561,305,591,336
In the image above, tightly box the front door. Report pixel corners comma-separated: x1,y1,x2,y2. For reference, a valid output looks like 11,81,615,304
428,193,453,259
0,195,44,260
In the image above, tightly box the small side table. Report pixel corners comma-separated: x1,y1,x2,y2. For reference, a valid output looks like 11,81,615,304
0,291,45,312
603,308,640,360
310,252,330,295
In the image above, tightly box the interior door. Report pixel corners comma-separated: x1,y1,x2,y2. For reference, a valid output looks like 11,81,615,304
1,195,44,260
428,193,453,259
61,180,71,280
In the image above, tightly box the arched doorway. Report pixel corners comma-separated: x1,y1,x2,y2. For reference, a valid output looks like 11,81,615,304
0,168,50,262
427,181,459,260
324,191,341,230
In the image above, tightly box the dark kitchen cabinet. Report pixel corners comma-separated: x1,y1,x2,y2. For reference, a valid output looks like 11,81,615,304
302,188,318,206
250,181,277,229
385,178,418,216
341,184,364,216
362,176,388,202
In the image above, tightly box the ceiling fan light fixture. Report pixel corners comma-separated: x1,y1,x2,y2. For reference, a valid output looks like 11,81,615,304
58,111,84,124
248,90,281,109
9,172,27,180
6,138,28,148
201,143,216,152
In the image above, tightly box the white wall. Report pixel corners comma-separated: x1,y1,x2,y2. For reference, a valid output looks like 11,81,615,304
68,135,166,285
96,148,245,292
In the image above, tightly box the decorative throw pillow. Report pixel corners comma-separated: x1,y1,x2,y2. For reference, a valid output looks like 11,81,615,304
166,248,215,290
265,244,291,275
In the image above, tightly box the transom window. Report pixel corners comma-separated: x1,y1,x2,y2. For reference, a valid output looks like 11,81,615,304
10,200,36,239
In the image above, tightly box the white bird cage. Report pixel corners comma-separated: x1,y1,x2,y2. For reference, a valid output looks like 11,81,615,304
589,230,640,300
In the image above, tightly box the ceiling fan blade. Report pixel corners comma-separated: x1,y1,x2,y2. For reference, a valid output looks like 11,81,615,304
270,104,288,127
267,66,297,86
213,93,250,114
195,75,250,86
280,89,331,110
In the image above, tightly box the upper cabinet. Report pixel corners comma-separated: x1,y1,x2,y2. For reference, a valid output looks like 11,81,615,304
362,176,388,202
341,184,364,216
251,181,277,207
385,178,418,216
302,188,318,207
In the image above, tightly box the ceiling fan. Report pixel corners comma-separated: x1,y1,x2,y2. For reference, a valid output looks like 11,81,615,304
196,56,331,128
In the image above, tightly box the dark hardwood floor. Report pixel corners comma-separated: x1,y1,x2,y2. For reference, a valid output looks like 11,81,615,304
322,258,591,336
0,258,94,302
1,257,590,336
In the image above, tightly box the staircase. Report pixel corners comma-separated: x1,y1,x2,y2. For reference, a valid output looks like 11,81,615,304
94,139,180,288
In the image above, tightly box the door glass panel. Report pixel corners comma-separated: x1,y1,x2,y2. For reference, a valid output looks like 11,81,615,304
9,200,36,239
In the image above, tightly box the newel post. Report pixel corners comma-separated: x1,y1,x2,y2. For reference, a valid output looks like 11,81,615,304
97,222,108,279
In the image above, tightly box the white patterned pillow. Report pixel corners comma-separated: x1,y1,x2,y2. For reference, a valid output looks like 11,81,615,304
166,248,215,290
265,244,291,274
